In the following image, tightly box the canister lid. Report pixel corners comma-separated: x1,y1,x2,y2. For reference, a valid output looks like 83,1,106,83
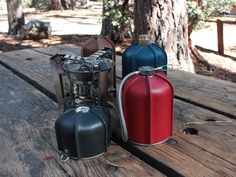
75,106,90,113
139,66,155,76
139,34,150,45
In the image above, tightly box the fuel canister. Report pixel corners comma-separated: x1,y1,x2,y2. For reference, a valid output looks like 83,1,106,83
118,66,173,145
122,35,167,77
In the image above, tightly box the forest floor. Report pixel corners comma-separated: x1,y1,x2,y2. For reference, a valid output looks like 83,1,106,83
0,9,235,82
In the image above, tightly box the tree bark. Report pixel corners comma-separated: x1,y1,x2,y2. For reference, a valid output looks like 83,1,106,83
134,0,195,73
70,0,75,10
61,0,69,9
101,0,128,43
49,0,62,10
31,0,39,9
7,0,25,35
101,0,113,37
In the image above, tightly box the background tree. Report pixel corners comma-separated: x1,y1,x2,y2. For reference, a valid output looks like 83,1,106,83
134,0,195,72
187,0,234,59
49,0,75,10
188,0,233,36
7,0,25,35
101,0,133,43
49,0,62,10
102,0,194,72
31,0,39,9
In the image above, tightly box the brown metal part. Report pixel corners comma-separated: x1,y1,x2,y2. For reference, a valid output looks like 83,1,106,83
81,37,116,94
98,71,110,106
50,57,66,112
50,49,114,112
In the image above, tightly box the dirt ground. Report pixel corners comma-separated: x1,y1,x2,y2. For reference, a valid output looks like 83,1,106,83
0,10,235,82
191,16,236,82
0,9,103,54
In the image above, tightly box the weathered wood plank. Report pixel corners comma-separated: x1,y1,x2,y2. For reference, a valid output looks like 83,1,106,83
0,49,55,97
1,47,236,176
3,45,236,119
172,100,236,171
173,100,236,162
115,55,236,118
0,64,10,74
111,99,236,177
0,65,67,177
0,45,82,102
33,44,81,56
113,75,236,176
34,46,236,119
0,120,69,177
0,65,164,177
168,70,236,118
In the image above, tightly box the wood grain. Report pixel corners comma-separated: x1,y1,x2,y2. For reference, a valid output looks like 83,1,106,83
115,55,236,118
0,49,55,96
33,44,81,57
0,65,67,177
2,45,235,119
0,65,164,177
111,99,236,177
168,69,236,118
1,46,236,176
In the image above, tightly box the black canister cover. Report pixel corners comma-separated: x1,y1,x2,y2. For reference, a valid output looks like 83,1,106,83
55,106,111,159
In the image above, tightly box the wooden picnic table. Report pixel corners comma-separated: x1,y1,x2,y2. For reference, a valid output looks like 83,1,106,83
0,44,235,177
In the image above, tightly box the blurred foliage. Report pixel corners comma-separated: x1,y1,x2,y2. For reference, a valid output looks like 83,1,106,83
187,0,234,33
22,0,32,8
20,0,51,9
78,0,89,6
232,1,236,6
103,0,134,38
103,0,234,38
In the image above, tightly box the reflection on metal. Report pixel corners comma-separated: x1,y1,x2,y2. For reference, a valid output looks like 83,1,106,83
50,48,115,112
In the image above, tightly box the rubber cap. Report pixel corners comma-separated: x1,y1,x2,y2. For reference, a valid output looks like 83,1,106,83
139,66,155,76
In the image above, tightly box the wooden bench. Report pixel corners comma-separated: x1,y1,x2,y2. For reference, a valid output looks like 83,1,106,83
0,44,235,176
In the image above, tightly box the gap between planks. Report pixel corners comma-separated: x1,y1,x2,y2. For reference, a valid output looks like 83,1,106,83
35,47,236,120
1,49,235,176
0,47,183,177
0,65,164,177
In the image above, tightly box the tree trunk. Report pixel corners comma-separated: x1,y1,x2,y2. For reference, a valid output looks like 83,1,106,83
70,0,75,10
61,0,69,9
101,0,114,37
31,0,39,9
134,0,195,73
101,0,127,43
7,0,25,35
50,0,62,10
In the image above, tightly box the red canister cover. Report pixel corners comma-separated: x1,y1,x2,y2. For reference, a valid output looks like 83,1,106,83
122,71,173,144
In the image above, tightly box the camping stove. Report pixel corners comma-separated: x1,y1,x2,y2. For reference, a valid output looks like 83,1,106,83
50,48,115,112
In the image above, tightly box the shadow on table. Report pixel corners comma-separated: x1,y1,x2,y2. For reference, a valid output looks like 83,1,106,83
196,45,236,62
